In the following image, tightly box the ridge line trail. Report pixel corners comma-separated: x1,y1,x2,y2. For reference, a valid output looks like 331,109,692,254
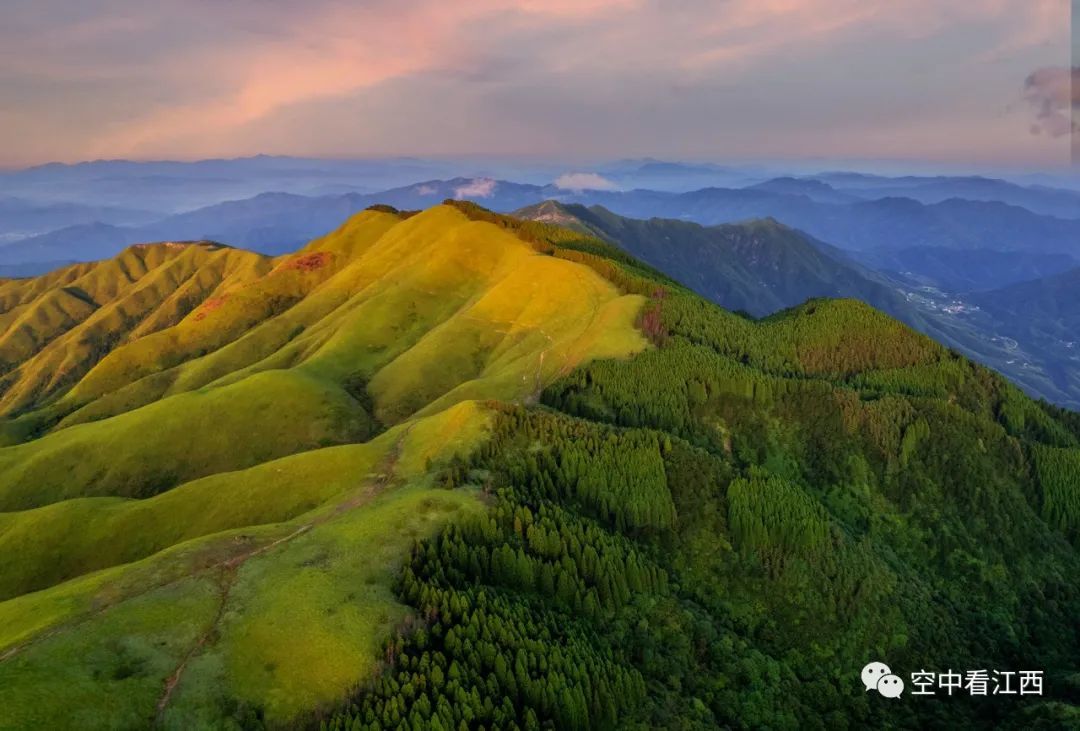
526,271,612,401
152,427,411,722
0,429,411,678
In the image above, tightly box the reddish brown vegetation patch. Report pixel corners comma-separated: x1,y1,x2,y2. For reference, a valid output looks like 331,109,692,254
280,251,333,272
638,287,669,345
193,295,229,322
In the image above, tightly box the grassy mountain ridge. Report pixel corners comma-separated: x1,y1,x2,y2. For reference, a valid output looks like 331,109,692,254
0,203,647,727
0,241,273,420
0,203,1078,729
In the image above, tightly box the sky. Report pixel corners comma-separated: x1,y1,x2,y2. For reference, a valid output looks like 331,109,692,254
0,0,1074,168
1074,0,1080,164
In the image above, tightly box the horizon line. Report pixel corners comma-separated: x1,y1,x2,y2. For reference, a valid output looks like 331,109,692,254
2,153,1078,178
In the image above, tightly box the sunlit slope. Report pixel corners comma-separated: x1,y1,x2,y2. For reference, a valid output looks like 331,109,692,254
0,400,491,601
0,205,646,509
145,204,645,424
0,204,647,728
0,243,272,418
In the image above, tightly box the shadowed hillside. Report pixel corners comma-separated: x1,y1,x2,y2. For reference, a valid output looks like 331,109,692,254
515,201,916,319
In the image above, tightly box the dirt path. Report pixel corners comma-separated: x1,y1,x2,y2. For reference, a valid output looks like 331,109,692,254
524,327,553,403
152,522,315,720
151,431,409,722
0,429,411,725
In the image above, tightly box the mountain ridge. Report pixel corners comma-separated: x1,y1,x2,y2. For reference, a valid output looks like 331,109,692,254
515,200,913,319
0,202,1078,728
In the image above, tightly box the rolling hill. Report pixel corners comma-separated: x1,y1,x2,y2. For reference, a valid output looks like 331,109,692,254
0,202,1078,729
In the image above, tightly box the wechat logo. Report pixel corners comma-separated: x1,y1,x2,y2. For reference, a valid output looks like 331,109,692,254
862,661,905,698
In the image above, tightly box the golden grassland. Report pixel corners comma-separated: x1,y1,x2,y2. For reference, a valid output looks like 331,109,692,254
0,205,647,727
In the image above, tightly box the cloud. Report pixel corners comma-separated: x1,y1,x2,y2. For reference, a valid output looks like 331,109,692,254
554,172,620,191
454,178,498,198
0,0,1071,166
0,0,633,162
414,184,438,196
1023,66,1079,138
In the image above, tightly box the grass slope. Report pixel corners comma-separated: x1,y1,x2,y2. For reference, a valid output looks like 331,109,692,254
0,243,271,419
0,205,645,728
0,369,376,511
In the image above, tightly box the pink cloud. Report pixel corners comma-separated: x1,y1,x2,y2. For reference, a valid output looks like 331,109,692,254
0,0,1069,165
682,0,1064,71
87,0,636,158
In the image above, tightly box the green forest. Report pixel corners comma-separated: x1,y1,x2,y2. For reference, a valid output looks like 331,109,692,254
318,205,1080,730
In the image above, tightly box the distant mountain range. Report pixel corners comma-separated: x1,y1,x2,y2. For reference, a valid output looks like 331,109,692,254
2,167,1079,407
812,172,1080,218
851,246,1078,292
745,176,858,204
959,267,1080,408
4,174,1078,286
571,187,1080,259
0,197,161,241
0,155,463,212
0,261,75,279
2,222,146,265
